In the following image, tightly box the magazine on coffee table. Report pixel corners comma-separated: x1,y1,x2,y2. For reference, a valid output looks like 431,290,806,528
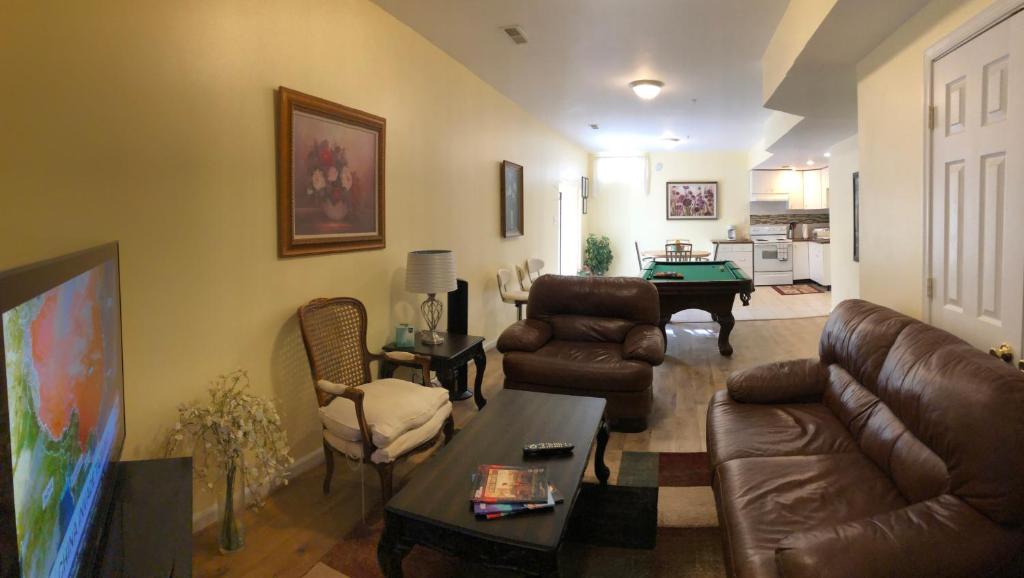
471,465,549,504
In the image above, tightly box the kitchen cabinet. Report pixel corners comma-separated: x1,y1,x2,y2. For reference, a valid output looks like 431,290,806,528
750,170,799,201
809,242,831,286
715,242,754,279
792,241,810,280
751,169,830,208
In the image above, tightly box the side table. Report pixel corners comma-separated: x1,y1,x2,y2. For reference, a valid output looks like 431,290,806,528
381,332,487,409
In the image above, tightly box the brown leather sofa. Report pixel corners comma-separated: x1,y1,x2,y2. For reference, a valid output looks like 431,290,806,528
708,299,1024,578
497,274,665,431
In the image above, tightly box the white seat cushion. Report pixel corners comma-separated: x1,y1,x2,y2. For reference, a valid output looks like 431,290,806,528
318,378,449,448
324,401,452,463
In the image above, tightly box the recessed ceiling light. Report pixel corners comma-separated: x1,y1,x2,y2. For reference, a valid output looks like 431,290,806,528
824,152,832,158
630,79,664,100
806,160,815,166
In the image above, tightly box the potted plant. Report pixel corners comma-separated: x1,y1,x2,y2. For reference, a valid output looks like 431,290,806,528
167,370,293,553
583,234,613,276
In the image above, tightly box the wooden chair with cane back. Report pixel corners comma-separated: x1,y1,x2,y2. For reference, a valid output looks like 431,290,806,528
297,297,455,503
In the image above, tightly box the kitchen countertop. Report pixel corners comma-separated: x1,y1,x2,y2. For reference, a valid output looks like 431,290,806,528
793,238,831,243
712,238,752,244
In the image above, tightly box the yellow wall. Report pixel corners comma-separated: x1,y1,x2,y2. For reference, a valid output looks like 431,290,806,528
825,135,859,308
588,151,750,277
856,0,992,317
0,0,587,514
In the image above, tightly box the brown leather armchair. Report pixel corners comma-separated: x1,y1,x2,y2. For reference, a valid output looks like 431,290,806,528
707,299,1024,578
497,274,665,431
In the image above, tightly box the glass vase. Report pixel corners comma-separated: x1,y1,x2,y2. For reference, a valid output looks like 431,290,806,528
218,461,245,554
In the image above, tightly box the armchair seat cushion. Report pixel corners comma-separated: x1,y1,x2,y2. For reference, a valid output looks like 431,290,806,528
503,341,652,393
715,453,907,578
708,390,857,470
325,401,452,464
318,378,449,447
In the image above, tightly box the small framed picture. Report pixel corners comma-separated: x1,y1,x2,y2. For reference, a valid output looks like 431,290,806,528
666,181,718,220
581,176,589,215
501,161,524,237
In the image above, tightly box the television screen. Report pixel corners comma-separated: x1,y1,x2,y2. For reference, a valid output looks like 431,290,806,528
0,244,126,577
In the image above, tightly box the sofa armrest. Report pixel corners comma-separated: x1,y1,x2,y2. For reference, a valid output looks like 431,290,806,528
623,325,665,365
775,495,1024,578
726,358,827,404
497,319,552,353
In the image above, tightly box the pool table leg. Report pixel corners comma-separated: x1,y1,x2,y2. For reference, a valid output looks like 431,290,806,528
717,312,735,356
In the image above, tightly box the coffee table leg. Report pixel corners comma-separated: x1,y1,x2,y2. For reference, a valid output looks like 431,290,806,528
377,515,409,578
472,346,487,410
595,418,610,485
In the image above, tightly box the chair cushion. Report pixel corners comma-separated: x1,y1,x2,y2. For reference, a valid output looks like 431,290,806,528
318,378,449,448
325,401,452,464
503,341,652,393
714,453,907,578
707,390,857,470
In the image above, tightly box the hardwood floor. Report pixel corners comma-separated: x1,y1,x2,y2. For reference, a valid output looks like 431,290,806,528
192,316,827,577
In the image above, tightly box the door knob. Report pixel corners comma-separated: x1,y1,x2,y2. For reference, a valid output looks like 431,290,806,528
989,343,1014,364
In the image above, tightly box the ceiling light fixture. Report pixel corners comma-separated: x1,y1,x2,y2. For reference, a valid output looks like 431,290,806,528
630,79,664,100
589,123,600,130
824,152,832,158
806,160,815,166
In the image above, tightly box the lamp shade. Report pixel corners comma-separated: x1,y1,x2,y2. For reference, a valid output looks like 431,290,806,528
405,250,457,294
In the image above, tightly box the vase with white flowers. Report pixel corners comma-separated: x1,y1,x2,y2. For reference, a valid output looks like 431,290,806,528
167,369,293,554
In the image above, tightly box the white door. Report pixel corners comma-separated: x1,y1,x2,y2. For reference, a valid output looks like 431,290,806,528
929,12,1024,358
558,181,581,275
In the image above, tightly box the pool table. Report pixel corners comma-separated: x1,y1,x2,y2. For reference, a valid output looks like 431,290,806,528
640,261,754,355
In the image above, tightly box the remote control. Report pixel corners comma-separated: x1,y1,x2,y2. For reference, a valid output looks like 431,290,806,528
523,442,575,457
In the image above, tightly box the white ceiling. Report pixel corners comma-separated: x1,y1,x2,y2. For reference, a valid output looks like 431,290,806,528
372,0,789,153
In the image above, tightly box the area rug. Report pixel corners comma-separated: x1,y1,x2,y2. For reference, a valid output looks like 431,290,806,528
772,283,825,295
305,451,724,578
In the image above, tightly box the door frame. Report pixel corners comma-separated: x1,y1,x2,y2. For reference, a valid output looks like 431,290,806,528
921,0,1024,321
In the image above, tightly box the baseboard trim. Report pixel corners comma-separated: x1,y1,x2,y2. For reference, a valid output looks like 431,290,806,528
191,446,325,532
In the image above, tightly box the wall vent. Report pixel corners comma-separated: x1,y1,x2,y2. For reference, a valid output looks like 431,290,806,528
502,25,528,45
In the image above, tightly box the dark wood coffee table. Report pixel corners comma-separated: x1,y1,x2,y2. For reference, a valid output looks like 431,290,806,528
378,390,610,577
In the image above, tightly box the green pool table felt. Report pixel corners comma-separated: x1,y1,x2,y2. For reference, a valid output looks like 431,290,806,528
642,261,748,282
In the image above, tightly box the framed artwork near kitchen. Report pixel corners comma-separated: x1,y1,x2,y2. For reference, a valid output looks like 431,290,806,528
276,86,386,257
666,181,718,220
501,160,524,237
853,172,860,262
581,176,589,215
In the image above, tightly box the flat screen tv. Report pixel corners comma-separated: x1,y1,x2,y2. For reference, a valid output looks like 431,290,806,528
0,243,126,577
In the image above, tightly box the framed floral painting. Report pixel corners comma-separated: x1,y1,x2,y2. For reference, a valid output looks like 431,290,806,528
276,86,385,257
666,181,718,220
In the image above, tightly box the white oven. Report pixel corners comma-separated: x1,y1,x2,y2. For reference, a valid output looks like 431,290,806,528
751,224,794,286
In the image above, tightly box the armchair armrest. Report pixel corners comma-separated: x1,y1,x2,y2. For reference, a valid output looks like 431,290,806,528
317,380,376,456
497,319,552,353
623,325,665,365
726,358,827,404
369,351,432,383
775,495,1024,578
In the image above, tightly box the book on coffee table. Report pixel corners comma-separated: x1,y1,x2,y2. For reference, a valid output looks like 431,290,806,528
471,465,549,504
473,484,565,520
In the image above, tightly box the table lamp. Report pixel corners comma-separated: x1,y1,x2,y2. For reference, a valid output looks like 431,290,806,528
405,250,457,345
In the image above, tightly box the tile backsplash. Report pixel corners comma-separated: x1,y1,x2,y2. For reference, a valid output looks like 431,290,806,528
751,212,830,225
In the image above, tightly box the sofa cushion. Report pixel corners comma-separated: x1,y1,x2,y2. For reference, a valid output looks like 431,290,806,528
818,299,915,393
318,378,450,448
503,341,652,393
547,314,636,342
876,322,1024,525
527,275,660,326
707,390,857,470
714,453,908,578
